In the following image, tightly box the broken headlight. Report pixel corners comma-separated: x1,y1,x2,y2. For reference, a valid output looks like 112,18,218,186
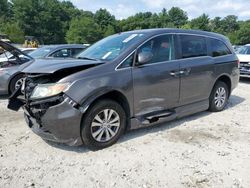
30,83,70,99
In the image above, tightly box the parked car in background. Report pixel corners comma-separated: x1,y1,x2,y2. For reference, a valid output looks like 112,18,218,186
29,44,86,59
0,41,33,95
232,45,242,52
8,29,239,149
0,47,36,63
19,48,37,55
236,44,250,78
0,34,11,43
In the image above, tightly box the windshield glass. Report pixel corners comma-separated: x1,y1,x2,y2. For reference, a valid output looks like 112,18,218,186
77,33,145,61
29,47,53,58
236,46,250,55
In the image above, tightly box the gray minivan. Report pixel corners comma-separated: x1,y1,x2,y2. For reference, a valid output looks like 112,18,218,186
8,29,239,149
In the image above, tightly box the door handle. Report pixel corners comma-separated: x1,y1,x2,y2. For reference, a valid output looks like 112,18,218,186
180,68,191,75
170,72,176,76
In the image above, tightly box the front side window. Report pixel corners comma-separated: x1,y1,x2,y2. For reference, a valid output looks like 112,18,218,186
210,38,231,57
118,53,134,69
180,35,207,58
136,34,175,64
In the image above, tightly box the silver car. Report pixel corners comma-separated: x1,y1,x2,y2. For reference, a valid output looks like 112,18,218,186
0,41,33,96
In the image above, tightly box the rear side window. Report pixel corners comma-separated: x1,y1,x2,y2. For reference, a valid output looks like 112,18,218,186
210,38,231,57
180,35,207,58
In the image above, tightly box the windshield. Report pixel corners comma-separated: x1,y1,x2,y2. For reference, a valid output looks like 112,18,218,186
236,46,250,55
29,47,53,58
77,33,145,61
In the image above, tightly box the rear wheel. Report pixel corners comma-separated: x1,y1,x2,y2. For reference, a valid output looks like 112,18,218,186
9,74,24,94
81,99,126,150
209,81,229,112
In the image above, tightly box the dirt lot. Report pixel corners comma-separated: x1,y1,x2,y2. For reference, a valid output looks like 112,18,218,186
0,79,250,188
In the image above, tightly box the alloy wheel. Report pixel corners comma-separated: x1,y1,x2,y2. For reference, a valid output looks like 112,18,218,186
91,109,120,142
214,87,226,108
15,78,24,90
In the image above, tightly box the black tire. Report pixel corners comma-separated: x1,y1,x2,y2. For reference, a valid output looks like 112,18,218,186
209,81,229,112
81,99,126,150
9,74,24,94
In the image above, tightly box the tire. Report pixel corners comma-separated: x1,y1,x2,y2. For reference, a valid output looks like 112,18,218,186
9,74,24,94
81,99,126,150
209,81,229,112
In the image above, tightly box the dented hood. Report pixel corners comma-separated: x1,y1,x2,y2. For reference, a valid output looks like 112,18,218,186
21,58,104,74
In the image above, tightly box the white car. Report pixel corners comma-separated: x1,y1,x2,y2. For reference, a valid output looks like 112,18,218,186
236,44,250,78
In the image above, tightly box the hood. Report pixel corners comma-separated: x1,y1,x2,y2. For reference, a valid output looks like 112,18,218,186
21,58,104,74
237,54,250,62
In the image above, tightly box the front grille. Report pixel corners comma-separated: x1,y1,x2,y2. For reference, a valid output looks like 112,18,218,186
240,62,250,67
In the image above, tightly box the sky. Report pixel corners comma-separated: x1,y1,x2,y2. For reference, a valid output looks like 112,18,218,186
69,0,250,20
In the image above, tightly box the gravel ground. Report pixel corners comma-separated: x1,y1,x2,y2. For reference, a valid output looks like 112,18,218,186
0,79,250,188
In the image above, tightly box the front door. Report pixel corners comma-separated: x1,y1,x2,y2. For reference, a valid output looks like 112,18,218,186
132,34,180,116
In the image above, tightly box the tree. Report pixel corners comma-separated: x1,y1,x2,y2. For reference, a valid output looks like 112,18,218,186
94,9,116,36
234,21,250,44
104,25,115,37
210,17,223,33
12,0,76,44
190,14,210,31
1,22,25,43
0,0,8,18
158,8,170,27
168,7,188,28
221,15,239,33
66,16,101,44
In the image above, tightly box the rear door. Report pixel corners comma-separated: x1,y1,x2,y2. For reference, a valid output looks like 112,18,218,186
132,34,180,116
178,34,214,105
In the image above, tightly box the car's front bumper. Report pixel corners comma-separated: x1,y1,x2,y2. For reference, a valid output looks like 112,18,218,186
22,96,83,146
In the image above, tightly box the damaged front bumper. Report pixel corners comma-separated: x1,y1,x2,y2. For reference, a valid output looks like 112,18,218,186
8,89,83,146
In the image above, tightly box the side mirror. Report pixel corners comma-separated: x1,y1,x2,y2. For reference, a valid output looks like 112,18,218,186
137,51,153,65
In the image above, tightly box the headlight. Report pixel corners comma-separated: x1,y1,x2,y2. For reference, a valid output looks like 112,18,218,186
30,83,70,99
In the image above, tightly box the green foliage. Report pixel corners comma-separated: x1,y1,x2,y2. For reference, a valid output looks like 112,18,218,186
0,1,249,45
66,16,101,44
234,21,250,44
168,7,188,28
12,0,78,44
1,22,25,43
190,14,210,31
94,8,116,35
104,25,115,37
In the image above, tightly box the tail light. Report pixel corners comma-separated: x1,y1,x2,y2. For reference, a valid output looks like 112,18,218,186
0,68,5,75
237,60,240,68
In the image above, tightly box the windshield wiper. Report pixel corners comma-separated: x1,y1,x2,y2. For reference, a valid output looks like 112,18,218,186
77,56,98,61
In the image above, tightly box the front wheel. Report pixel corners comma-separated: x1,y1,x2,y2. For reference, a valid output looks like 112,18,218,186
81,99,126,150
9,74,24,94
209,81,229,112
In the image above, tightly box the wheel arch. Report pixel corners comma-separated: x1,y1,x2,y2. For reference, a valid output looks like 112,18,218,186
213,74,232,96
80,89,131,129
